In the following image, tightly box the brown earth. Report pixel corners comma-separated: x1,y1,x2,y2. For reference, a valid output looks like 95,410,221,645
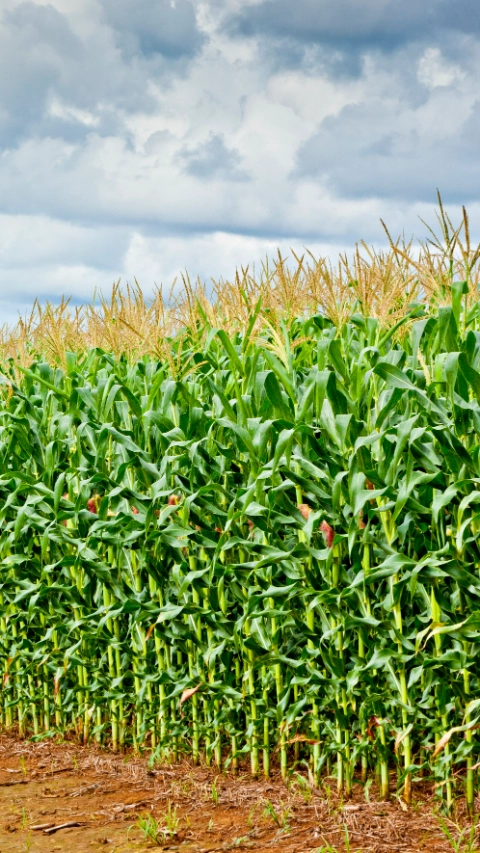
0,736,476,853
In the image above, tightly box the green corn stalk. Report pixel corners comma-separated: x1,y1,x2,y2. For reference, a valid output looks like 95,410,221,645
1,280,480,818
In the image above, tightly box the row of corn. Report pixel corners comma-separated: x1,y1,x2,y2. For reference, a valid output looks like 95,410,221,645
2,291,480,813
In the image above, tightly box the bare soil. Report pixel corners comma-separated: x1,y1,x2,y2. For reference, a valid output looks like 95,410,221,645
0,736,476,853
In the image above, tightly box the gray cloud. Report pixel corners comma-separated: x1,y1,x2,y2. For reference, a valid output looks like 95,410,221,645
0,3,84,145
0,0,204,148
224,0,480,81
227,0,480,48
99,0,204,59
295,94,480,203
179,134,249,181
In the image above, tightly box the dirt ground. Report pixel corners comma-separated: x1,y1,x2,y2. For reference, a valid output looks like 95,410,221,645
0,736,477,853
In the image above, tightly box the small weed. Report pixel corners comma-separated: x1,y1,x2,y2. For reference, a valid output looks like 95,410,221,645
317,825,362,853
211,776,219,805
262,799,280,826
262,798,291,831
72,755,79,771
24,832,32,853
181,775,193,796
207,817,215,831
316,843,339,853
130,813,163,847
343,824,362,853
437,815,480,853
128,806,179,848
20,756,27,778
162,802,179,836
21,808,28,830
291,772,312,803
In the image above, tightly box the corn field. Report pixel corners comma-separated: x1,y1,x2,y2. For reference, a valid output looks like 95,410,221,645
2,202,480,814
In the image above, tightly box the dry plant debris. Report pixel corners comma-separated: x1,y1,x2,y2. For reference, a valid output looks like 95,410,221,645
0,736,477,853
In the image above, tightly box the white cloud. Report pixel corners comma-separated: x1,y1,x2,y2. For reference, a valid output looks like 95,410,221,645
48,98,100,127
0,214,126,269
417,47,466,89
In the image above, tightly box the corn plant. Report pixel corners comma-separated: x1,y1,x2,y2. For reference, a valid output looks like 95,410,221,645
2,264,480,817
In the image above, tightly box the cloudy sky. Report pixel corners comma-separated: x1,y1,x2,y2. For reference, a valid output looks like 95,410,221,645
1,0,479,324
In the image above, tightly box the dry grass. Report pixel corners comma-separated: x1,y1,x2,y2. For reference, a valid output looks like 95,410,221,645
2,196,479,365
